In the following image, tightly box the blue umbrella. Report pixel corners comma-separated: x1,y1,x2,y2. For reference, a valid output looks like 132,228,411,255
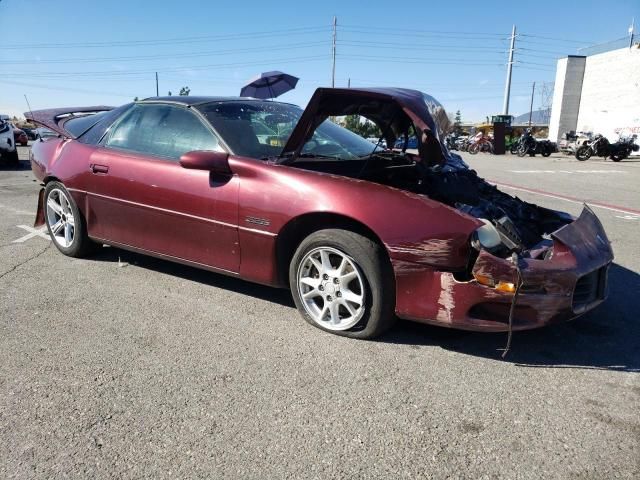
240,71,299,99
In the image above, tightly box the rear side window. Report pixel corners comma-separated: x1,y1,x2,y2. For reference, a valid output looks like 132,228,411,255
104,104,222,160
64,111,109,138
77,104,133,145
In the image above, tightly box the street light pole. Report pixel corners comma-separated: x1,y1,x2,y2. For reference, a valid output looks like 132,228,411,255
502,25,516,115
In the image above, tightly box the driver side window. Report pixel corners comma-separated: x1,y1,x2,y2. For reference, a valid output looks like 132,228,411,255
105,104,223,161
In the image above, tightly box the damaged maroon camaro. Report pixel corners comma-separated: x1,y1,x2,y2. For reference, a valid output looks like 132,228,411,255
26,88,613,339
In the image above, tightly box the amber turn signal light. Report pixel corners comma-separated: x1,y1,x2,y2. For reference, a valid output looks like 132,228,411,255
473,273,516,293
495,281,516,293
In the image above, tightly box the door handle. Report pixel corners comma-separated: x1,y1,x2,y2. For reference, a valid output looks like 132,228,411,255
90,164,109,174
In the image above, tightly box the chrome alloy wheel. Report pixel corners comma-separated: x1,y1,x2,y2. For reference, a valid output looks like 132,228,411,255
296,247,366,330
46,188,75,248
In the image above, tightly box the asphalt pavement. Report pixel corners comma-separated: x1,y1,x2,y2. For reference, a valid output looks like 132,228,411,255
1,146,638,479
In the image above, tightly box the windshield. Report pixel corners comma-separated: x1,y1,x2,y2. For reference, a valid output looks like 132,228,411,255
198,100,378,160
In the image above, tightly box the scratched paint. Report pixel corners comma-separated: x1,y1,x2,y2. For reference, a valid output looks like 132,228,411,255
435,273,456,324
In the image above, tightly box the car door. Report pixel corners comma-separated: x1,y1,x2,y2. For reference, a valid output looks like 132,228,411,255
86,103,240,273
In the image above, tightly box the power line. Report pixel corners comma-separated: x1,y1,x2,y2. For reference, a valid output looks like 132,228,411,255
0,26,331,50
0,79,139,98
0,41,329,65
337,54,503,66
0,55,329,79
339,39,506,52
339,27,509,41
340,24,509,36
519,33,594,44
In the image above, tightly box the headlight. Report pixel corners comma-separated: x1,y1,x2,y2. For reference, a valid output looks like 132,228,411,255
472,219,502,250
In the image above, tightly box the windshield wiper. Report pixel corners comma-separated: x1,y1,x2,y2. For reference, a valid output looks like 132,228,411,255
296,153,342,160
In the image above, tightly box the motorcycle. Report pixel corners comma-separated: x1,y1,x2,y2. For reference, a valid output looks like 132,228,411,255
468,136,493,155
575,134,639,162
515,131,554,157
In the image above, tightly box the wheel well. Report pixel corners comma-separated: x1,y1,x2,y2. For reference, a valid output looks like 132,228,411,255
43,175,61,185
275,212,387,286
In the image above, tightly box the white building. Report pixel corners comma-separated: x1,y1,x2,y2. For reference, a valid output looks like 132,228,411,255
548,43,640,146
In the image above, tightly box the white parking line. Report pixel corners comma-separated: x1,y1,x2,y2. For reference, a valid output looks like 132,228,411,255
13,225,50,243
490,181,640,217
0,203,34,216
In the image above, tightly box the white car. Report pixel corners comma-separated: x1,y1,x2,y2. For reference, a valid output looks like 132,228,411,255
0,115,19,166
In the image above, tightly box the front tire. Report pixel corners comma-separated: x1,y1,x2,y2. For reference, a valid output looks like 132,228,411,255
289,229,396,339
575,146,592,161
517,144,528,157
44,181,98,257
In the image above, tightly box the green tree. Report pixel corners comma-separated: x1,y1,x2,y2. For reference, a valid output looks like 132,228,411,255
168,91,172,96
133,96,139,102
343,115,381,139
179,86,191,96
453,110,462,135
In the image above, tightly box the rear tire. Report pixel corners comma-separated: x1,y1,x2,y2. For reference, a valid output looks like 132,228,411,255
289,229,396,339
44,181,99,258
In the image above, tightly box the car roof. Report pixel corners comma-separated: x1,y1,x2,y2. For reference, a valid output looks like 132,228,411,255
139,96,297,107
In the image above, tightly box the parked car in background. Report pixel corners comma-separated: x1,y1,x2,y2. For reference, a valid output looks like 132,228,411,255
12,125,29,146
26,88,613,339
21,127,37,140
393,136,418,149
366,137,387,148
0,116,19,165
34,127,58,139
559,131,592,155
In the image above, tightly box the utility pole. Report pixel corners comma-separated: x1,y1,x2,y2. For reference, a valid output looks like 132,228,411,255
331,16,337,88
528,82,536,127
502,25,516,115
347,77,350,88
629,18,635,48
155,72,159,97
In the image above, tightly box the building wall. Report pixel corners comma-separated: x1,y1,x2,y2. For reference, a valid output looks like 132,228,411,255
576,46,640,141
549,45,640,147
548,56,586,143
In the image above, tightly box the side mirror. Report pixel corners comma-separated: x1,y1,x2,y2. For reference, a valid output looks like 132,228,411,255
179,150,231,174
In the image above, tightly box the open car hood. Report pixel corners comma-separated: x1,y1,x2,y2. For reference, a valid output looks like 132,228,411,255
279,87,452,163
25,106,114,139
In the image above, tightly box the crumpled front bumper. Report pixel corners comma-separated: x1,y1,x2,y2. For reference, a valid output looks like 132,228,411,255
393,206,614,331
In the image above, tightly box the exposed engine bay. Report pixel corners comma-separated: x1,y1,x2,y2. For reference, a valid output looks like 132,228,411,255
294,151,573,258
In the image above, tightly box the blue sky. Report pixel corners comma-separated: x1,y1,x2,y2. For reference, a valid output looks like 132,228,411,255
0,0,637,121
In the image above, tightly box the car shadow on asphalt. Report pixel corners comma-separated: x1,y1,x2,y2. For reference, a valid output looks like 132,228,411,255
91,247,638,372
0,159,29,171
91,246,296,308
382,263,640,372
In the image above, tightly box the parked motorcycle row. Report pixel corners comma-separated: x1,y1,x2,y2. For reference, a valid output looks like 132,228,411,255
574,133,638,162
446,133,494,155
445,129,556,157
559,131,639,161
